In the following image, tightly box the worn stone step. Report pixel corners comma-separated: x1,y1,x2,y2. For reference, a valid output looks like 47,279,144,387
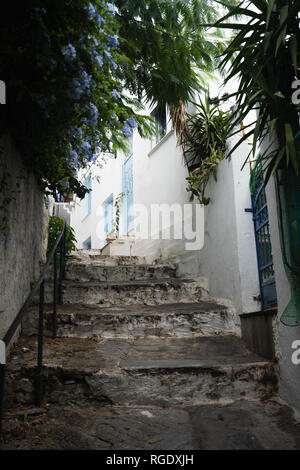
5,335,277,408
67,251,147,266
2,398,300,450
50,278,209,306
64,263,178,282
22,301,237,339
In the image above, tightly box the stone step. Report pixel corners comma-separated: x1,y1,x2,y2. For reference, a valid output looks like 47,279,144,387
5,335,277,408
52,278,209,306
100,238,135,257
22,301,237,339
3,398,300,450
67,251,147,266
64,263,178,282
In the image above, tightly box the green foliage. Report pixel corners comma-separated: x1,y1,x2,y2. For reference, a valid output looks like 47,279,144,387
0,1,147,200
114,0,225,110
113,192,124,236
182,96,231,204
213,0,300,184
47,216,77,256
0,0,229,208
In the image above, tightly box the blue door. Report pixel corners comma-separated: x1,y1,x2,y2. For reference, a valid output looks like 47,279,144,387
250,165,277,310
122,154,134,234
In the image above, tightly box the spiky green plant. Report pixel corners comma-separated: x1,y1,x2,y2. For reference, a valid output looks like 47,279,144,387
212,0,300,182
182,95,231,204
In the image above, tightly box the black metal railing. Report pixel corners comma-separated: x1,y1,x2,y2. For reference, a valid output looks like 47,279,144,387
0,220,66,437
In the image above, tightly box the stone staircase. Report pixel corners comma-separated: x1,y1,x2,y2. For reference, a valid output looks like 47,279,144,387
2,251,300,450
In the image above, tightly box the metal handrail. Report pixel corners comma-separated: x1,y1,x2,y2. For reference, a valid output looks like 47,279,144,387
0,220,67,437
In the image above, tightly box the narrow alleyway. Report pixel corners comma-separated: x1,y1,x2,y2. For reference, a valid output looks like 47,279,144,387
2,251,300,450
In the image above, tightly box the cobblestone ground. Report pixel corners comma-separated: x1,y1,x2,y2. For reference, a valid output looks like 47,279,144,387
2,398,300,450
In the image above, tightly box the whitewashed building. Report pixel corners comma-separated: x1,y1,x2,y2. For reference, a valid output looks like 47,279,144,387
51,79,300,419
65,80,262,318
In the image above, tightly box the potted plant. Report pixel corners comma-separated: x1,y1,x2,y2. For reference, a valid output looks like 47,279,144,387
106,229,117,244
64,191,74,203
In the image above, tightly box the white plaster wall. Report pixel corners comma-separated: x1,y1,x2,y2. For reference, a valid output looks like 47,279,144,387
195,130,261,317
69,81,260,321
230,135,262,313
0,134,48,345
70,104,193,255
265,162,300,418
132,128,199,264
71,157,123,249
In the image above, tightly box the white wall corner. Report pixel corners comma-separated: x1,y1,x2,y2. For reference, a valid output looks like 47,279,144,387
230,136,261,314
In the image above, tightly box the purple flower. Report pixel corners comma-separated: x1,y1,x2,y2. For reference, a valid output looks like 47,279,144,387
70,150,80,169
108,34,119,48
62,44,76,63
127,116,137,129
95,55,103,68
122,123,133,138
69,70,92,100
106,3,116,15
104,49,112,61
86,4,96,20
81,141,91,153
87,102,99,126
111,89,120,99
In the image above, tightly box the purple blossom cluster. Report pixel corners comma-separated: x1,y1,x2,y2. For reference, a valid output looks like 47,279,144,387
62,44,77,63
69,70,93,100
86,2,105,27
85,102,99,127
122,117,138,138
108,34,119,48
106,3,117,16
32,2,135,173
111,89,120,100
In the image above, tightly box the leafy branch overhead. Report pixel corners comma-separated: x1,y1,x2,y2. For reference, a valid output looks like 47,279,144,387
0,0,228,201
113,0,227,127
0,1,141,200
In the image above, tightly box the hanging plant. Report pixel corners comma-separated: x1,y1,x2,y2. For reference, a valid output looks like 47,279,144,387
181,95,231,205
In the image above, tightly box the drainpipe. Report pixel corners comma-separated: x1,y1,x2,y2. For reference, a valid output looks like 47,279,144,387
275,132,300,326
